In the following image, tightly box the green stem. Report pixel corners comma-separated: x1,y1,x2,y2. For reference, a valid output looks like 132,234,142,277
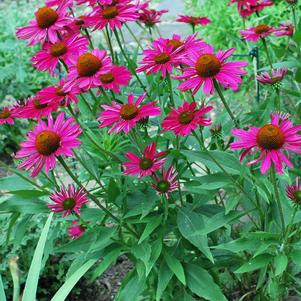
270,166,286,238
113,29,148,95
166,73,175,107
213,79,239,128
84,28,94,49
292,7,297,30
284,205,298,243
105,25,115,63
261,37,273,70
125,23,143,51
99,86,111,103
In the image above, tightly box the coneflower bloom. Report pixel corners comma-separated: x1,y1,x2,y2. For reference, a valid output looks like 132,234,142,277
68,220,87,239
86,2,139,31
286,178,301,205
230,113,301,174
175,47,248,95
274,21,294,37
16,96,59,119
123,142,167,178
239,0,273,17
15,112,82,177
64,49,112,91
257,68,287,88
98,65,132,93
162,102,213,136
46,0,74,7
16,5,71,45
98,93,161,134
65,15,90,33
0,107,16,125
176,15,211,27
48,184,88,217
137,39,184,77
32,35,89,76
240,24,274,41
227,0,257,11
152,166,178,198
38,79,81,106
138,8,168,27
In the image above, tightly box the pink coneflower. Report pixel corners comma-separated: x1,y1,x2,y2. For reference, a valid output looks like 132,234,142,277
138,8,168,27
16,5,71,45
64,49,112,91
65,15,90,33
86,2,139,31
257,68,287,87
228,0,257,12
98,93,161,134
274,21,294,37
286,178,301,205
46,0,74,7
123,142,167,178
177,15,211,29
240,0,273,17
48,184,88,217
137,39,184,77
240,24,274,41
32,35,88,76
175,47,248,95
38,79,80,106
16,96,59,119
98,65,132,93
68,220,87,239
15,112,82,177
152,166,178,198
0,107,16,125
230,113,301,174
162,102,213,136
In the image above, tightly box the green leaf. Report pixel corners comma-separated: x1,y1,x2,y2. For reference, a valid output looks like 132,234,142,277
22,213,53,301
185,263,228,301
138,215,162,244
156,261,173,301
274,254,288,276
91,248,122,281
177,208,214,263
0,274,6,301
164,251,186,285
0,197,48,214
108,179,120,204
0,175,33,191
51,259,97,301
235,254,271,273
291,249,301,266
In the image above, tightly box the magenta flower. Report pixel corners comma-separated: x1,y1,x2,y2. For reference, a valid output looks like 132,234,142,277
239,0,273,17
38,79,81,106
274,21,294,37
15,112,82,177
32,35,88,76
230,113,301,174
16,96,59,119
162,102,213,136
240,24,274,41
48,184,88,217
98,65,132,93
46,0,74,6
123,142,167,178
175,47,248,95
286,178,301,205
68,220,87,239
138,8,168,27
228,0,257,11
64,49,112,91
16,5,71,45
177,15,211,26
86,2,139,31
137,39,184,77
0,107,16,125
152,166,178,198
98,93,161,134
257,68,287,86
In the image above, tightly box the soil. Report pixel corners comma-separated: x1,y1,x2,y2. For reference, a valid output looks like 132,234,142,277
67,256,133,301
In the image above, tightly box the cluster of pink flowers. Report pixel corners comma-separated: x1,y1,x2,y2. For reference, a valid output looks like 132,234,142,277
3,0,299,241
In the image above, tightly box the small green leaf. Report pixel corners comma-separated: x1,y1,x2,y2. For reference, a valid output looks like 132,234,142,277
156,261,173,301
235,254,271,273
274,254,288,276
22,213,53,301
164,251,186,285
138,215,162,244
291,249,301,265
185,264,227,301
